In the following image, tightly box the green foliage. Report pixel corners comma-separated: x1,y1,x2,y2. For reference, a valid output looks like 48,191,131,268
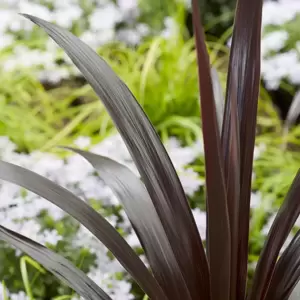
264,14,300,53
0,28,279,154
138,0,236,37
0,67,111,153
2,3,300,299
0,34,201,152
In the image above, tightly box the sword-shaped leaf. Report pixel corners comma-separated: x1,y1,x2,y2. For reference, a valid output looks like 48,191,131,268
0,225,112,300
21,14,209,299
63,147,192,300
210,67,224,134
221,0,263,298
264,230,300,300
249,170,300,300
0,160,166,300
191,1,230,299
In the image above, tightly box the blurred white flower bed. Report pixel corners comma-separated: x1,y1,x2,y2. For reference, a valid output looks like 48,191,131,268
0,129,269,299
226,0,300,90
2,0,300,91
0,133,207,299
261,0,300,89
0,0,151,84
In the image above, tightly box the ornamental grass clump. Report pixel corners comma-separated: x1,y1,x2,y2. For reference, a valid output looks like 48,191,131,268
0,0,300,299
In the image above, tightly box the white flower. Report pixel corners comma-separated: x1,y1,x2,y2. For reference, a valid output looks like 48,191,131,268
74,136,91,148
288,63,300,85
261,30,289,57
108,280,133,300
0,0,149,84
262,50,300,90
60,154,93,184
77,176,110,200
117,0,138,11
80,30,115,49
54,6,82,28
106,215,118,227
117,29,142,45
280,234,294,254
181,0,191,9
0,282,8,299
0,136,16,156
166,137,198,168
3,48,56,71
262,0,300,27
192,208,206,240
262,214,276,235
0,134,206,299
18,1,53,26
136,23,150,36
38,229,62,245
161,17,179,39
38,68,70,84
295,215,300,228
228,1,300,88
296,41,300,53
178,168,204,196
250,192,262,209
10,291,30,300
89,4,122,31
253,144,266,160
0,34,13,49
125,232,141,248
29,152,64,177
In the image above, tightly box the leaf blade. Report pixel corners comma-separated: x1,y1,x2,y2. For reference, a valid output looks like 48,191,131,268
221,0,263,298
223,71,241,300
210,67,224,134
264,230,300,300
21,14,210,298
192,1,231,299
0,225,112,300
63,147,192,300
282,90,300,149
284,90,300,131
0,160,165,300
249,170,300,300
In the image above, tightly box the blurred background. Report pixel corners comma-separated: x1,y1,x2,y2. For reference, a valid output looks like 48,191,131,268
0,0,300,299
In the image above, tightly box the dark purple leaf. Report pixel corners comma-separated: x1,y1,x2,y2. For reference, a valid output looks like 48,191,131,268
0,160,166,300
264,230,300,300
21,14,210,299
221,0,263,298
192,1,230,299
249,171,300,300
63,147,192,300
0,225,112,300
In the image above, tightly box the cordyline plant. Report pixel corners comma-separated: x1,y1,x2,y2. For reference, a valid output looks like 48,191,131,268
0,0,300,299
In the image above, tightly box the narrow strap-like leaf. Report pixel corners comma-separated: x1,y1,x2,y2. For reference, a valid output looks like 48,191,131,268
63,147,192,300
249,170,300,300
264,230,300,300
223,72,241,300
210,67,224,134
192,1,230,300
0,225,112,300
284,90,300,132
282,90,300,149
221,1,263,298
0,160,166,300
21,14,210,299
289,281,300,300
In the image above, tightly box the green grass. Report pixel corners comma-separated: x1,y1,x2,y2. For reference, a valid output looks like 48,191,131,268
0,35,201,152
0,29,282,153
0,68,111,153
